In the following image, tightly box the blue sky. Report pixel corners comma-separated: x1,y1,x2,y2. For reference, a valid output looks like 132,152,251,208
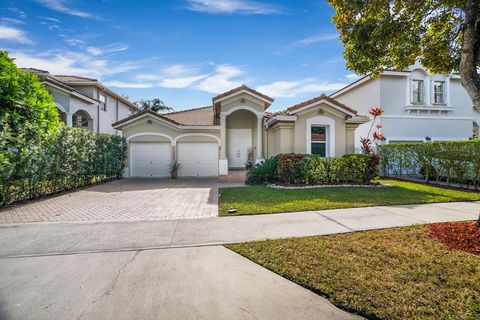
0,0,360,111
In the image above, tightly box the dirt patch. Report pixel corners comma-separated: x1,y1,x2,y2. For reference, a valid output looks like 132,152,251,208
429,221,480,255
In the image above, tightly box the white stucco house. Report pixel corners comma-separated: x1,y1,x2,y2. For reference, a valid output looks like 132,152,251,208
330,62,480,150
26,68,138,135
112,85,369,178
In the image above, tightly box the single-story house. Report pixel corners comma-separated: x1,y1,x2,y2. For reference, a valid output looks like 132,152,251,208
112,85,369,178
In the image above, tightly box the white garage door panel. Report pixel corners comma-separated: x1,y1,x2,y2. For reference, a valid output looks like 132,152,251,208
178,143,218,177
131,142,171,177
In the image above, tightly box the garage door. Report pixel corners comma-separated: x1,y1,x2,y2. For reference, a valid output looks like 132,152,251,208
130,142,171,177
177,142,218,177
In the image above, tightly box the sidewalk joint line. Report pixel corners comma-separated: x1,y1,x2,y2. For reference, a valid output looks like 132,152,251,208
169,220,180,247
315,211,354,231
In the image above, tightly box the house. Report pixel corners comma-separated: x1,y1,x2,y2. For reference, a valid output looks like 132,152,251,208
330,62,480,150
112,85,369,178
25,68,138,135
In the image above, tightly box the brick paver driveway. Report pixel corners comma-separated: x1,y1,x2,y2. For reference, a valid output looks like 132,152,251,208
0,178,218,224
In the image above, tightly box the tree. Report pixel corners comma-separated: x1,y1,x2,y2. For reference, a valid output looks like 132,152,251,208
0,50,59,139
134,98,173,113
328,0,480,111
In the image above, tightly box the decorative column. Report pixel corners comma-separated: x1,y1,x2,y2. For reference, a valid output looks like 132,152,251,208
219,114,228,175
66,113,73,127
256,114,264,162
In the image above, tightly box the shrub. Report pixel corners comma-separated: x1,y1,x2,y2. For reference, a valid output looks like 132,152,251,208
246,155,279,185
0,126,127,207
276,153,378,185
378,140,480,189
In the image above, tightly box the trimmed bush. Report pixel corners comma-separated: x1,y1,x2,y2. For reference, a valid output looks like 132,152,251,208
274,153,379,186
0,126,127,206
246,155,279,185
378,140,480,189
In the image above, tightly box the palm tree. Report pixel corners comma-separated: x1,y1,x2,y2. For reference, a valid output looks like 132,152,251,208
134,98,173,113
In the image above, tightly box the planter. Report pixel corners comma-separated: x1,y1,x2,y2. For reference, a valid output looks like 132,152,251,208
170,171,178,179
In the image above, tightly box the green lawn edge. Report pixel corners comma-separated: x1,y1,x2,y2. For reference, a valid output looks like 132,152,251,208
219,179,480,216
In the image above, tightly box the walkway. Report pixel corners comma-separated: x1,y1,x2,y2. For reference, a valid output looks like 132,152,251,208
1,201,478,258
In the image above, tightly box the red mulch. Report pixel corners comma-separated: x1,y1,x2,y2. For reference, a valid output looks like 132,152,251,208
429,221,480,255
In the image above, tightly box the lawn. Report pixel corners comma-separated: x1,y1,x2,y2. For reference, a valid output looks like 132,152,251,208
227,225,480,320
219,179,480,216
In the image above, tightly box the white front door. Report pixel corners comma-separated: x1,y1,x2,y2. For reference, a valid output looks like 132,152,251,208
177,142,219,177
227,129,252,168
130,142,171,177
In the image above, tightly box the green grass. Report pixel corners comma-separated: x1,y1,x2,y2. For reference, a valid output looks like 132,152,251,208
227,226,480,320
219,179,480,216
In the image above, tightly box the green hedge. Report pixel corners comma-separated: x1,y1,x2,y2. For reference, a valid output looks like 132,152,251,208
378,140,480,189
0,126,127,206
247,153,379,185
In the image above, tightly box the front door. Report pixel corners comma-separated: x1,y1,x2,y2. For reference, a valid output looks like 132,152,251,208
227,129,252,168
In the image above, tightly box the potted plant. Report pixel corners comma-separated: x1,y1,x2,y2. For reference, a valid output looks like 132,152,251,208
245,148,255,170
169,161,181,179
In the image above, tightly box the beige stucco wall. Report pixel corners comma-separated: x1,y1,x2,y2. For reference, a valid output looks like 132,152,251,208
220,93,265,115
292,105,347,156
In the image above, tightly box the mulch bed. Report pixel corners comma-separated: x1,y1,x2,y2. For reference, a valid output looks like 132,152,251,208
429,221,480,255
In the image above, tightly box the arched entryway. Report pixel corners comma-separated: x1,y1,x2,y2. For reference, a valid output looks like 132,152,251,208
72,110,93,130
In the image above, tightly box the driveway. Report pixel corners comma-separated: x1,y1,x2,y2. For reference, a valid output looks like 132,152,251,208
0,178,218,224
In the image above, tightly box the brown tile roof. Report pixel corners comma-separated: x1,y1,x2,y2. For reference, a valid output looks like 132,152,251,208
163,106,215,126
287,94,358,115
54,75,98,83
112,109,180,128
212,84,274,103
112,107,217,128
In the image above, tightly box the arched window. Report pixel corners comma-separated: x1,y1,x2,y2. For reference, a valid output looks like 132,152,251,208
72,110,93,130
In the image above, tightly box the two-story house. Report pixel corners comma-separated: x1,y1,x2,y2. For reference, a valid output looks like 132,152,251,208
25,68,137,135
330,62,480,150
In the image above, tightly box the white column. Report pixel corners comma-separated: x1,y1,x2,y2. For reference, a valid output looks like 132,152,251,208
219,114,228,175
66,113,73,127
256,114,264,162
424,76,431,105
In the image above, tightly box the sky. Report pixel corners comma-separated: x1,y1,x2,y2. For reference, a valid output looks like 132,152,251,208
0,0,360,112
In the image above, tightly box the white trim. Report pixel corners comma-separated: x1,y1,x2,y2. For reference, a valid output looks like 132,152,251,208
126,132,175,145
265,115,297,127
289,99,356,117
380,115,473,120
220,105,264,117
174,133,220,144
306,116,335,157
330,76,371,98
213,89,272,104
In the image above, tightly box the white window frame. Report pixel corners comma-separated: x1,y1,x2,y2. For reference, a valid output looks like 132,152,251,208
411,79,424,104
310,126,327,157
99,93,107,111
306,116,335,157
433,80,445,105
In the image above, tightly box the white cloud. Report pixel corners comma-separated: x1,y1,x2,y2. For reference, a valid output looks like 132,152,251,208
196,64,244,93
292,34,338,46
85,43,129,56
0,26,32,44
257,79,347,98
1,17,25,25
10,50,139,78
345,73,361,81
103,81,153,89
185,0,282,14
34,0,95,18
159,75,208,88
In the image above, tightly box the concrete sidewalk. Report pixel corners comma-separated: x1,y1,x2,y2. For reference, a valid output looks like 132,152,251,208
1,201,478,258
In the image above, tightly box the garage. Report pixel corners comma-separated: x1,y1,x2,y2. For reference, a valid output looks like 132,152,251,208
130,142,172,177
177,142,219,177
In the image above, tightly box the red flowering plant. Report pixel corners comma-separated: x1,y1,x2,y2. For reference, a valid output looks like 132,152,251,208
360,107,385,154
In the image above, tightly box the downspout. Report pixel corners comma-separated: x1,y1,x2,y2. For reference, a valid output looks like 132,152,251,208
116,98,119,135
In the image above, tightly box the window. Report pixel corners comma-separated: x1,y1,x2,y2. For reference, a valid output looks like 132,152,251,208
433,81,445,104
99,94,107,111
411,80,424,104
311,126,327,157
73,114,89,128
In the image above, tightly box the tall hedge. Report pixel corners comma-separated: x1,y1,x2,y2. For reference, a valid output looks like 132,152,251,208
378,140,480,189
0,126,127,207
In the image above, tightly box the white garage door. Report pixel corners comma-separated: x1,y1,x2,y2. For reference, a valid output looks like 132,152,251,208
177,142,219,177
130,142,171,177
